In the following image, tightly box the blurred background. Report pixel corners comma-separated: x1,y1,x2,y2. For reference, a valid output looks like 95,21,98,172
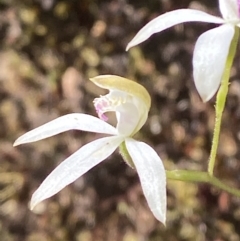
1,0,240,240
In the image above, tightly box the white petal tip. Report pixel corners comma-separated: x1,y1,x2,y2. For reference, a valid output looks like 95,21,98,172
13,139,21,147
29,196,40,211
13,136,31,146
29,201,36,211
202,98,209,103
126,40,138,51
161,219,166,226
153,213,166,224
13,139,23,147
153,210,166,225
162,217,166,226
125,44,131,51
201,97,208,103
13,142,17,147
29,192,40,211
200,92,214,103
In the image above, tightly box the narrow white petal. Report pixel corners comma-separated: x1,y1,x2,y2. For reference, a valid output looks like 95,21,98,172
14,113,117,146
125,138,166,224
126,9,224,50
30,136,124,209
193,24,234,102
219,0,239,20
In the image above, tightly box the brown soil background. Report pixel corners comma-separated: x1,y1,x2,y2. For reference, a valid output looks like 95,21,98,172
1,0,240,240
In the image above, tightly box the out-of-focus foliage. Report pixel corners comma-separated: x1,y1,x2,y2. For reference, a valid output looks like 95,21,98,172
0,0,240,240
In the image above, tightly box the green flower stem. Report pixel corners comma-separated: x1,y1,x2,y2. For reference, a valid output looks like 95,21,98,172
166,170,240,197
119,140,240,196
208,27,239,176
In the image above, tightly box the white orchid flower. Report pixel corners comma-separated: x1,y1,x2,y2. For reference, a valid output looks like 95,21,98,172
126,0,240,102
14,75,166,224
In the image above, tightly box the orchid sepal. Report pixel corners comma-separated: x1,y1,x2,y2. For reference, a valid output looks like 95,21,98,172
193,24,235,101
126,9,224,51
125,138,166,224
13,113,118,146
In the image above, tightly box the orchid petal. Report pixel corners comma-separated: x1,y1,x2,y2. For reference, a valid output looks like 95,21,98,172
193,24,234,102
14,113,117,146
126,9,224,50
30,136,123,209
125,138,166,224
116,102,141,136
219,0,239,20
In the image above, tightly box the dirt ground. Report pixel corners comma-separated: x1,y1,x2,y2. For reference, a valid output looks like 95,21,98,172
1,0,240,240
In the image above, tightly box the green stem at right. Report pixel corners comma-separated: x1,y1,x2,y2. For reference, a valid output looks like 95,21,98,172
208,27,239,176
166,170,240,197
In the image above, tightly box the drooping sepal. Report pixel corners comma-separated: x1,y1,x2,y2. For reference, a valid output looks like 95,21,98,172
125,138,166,224
193,24,234,102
